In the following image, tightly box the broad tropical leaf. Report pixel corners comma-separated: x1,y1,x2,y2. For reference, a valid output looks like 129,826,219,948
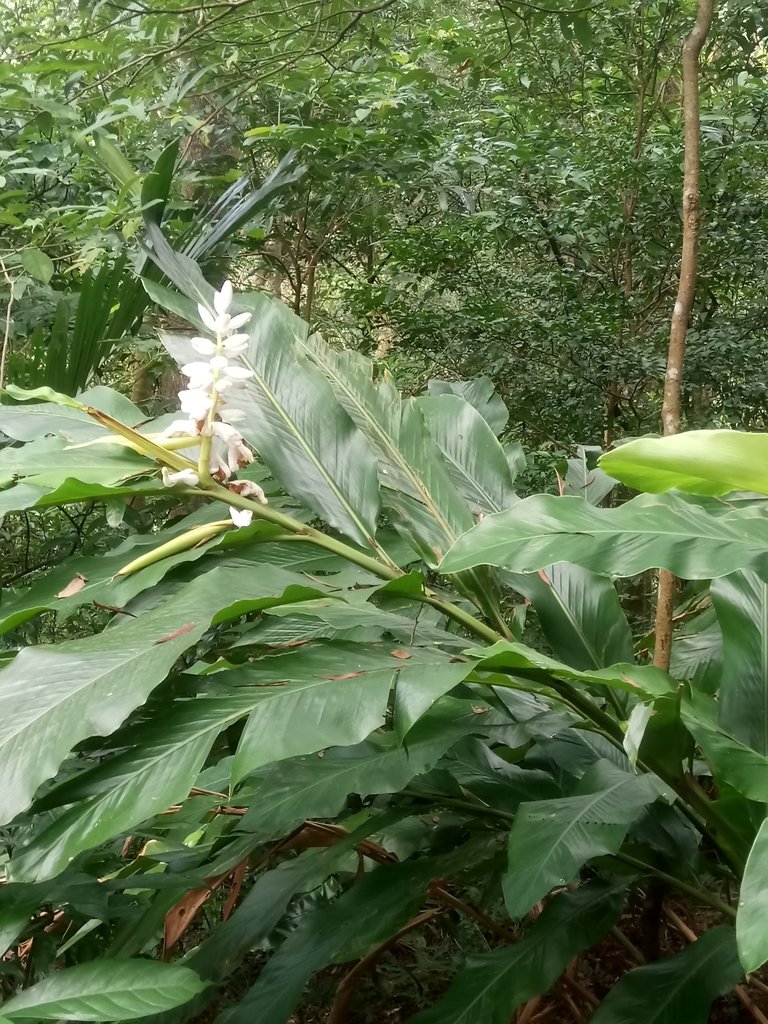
0,385,144,441
503,563,633,671
427,376,510,436
417,394,518,514
236,697,504,838
218,846,486,1024
711,569,768,753
563,444,617,504
230,643,402,784
599,430,768,496
467,640,674,700
681,692,768,803
737,817,768,972
0,563,325,824
590,926,742,1023
13,692,285,882
439,493,768,578
503,760,669,918
0,960,206,1020
297,327,503,615
411,882,624,1024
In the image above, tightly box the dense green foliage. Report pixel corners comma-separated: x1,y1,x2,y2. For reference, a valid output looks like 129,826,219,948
3,0,768,1021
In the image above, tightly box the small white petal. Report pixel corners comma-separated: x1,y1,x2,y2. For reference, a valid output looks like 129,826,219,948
223,365,253,381
225,332,249,346
228,311,251,330
161,467,200,487
213,378,232,392
212,421,240,442
182,360,213,378
198,305,218,332
214,280,233,315
191,336,217,355
179,389,213,418
229,506,253,528
209,354,229,370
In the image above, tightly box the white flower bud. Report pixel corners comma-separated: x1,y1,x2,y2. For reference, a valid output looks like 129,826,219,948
214,280,234,315
191,337,217,355
228,311,252,330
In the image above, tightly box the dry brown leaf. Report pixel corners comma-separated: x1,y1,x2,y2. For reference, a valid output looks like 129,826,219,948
57,573,88,598
154,622,196,645
391,649,412,660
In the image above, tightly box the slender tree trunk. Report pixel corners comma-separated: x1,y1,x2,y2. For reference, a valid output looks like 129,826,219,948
653,0,714,670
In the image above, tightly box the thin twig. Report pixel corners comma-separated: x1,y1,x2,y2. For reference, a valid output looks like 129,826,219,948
0,257,14,389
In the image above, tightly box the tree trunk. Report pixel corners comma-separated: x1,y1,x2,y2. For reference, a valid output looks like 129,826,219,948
653,0,714,670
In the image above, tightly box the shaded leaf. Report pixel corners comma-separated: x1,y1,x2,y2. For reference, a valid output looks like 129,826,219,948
411,882,624,1024
503,760,669,918
590,926,741,1023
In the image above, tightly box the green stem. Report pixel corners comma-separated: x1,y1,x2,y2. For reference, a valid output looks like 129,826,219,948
617,852,736,921
203,480,503,645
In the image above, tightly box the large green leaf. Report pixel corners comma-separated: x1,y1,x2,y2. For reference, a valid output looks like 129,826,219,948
737,816,768,972
411,882,624,1024
0,563,322,824
563,444,617,505
0,435,153,489
1,960,206,1020
503,563,633,671
467,640,674,700
600,430,768,496
0,386,143,442
12,692,283,882
711,569,768,754
681,692,768,803
163,293,382,551
427,377,510,436
0,507,277,636
590,926,742,1023
229,644,396,784
297,328,501,613
439,493,768,578
503,759,669,918
417,395,518,514
236,698,502,838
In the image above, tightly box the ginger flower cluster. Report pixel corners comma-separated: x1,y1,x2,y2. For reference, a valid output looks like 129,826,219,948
159,281,266,527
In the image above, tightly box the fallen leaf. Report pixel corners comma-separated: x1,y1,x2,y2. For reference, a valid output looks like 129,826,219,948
154,622,196,644
391,649,412,660
325,671,365,680
57,573,88,598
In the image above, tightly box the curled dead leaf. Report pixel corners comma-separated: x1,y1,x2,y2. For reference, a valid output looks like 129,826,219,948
57,573,88,598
